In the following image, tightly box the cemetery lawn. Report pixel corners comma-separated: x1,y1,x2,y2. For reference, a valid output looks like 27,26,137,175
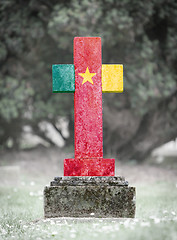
0,148,177,240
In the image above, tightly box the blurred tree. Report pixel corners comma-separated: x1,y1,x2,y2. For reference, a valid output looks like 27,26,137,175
0,0,176,161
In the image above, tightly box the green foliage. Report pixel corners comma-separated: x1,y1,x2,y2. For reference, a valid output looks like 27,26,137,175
0,0,176,150
0,77,34,121
47,0,177,113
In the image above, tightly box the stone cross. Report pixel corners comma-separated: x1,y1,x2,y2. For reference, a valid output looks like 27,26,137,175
52,37,123,176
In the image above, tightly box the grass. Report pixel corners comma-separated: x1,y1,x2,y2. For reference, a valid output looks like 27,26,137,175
0,147,177,239
0,179,177,240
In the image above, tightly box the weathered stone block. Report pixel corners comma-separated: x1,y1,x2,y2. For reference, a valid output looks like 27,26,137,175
44,176,136,218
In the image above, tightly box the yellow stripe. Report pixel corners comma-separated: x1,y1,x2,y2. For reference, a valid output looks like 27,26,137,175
102,65,123,93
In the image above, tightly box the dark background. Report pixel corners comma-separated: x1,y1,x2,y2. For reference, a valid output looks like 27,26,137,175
0,0,177,161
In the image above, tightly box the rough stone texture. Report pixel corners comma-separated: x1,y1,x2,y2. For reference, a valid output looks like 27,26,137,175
51,176,128,186
44,176,136,218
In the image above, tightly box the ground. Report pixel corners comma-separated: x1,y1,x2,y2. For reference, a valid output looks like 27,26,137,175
0,147,177,240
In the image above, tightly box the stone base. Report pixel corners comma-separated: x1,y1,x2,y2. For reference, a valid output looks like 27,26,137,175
44,176,136,218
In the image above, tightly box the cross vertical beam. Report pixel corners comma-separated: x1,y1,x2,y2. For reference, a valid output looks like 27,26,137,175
74,37,103,159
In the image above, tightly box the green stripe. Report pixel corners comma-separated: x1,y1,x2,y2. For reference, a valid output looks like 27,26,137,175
52,64,75,93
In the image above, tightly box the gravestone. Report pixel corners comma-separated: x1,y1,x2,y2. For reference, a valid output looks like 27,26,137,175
44,37,136,218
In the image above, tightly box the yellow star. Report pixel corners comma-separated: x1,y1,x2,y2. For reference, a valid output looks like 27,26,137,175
78,67,96,85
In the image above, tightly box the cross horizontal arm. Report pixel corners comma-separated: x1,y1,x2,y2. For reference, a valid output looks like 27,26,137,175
102,64,123,93
52,64,75,93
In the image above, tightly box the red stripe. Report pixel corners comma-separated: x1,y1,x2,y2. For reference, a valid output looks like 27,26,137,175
64,158,115,176
74,37,103,159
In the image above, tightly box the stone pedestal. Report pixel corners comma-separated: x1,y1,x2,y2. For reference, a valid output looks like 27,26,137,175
44,176,136,218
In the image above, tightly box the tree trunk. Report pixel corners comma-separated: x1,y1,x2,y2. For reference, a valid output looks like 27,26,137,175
103,90,177,161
